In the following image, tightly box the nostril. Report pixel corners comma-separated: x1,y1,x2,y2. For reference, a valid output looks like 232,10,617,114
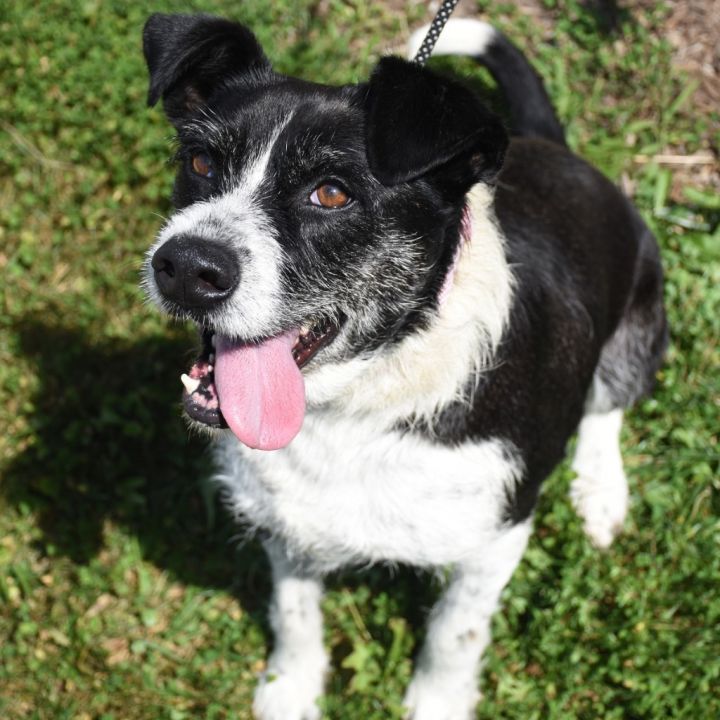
151,249,179,299
151,249,176,277
198,268,228,291
155,257,175,278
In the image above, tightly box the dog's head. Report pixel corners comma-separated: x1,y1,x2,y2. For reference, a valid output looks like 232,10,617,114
142,13,507,449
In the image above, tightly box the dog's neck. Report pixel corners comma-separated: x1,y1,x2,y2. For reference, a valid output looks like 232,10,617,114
305,183,514,425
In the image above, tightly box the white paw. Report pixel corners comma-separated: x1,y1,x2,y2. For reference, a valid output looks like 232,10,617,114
253,659,326,720
570,471,628,549
403,673,479,720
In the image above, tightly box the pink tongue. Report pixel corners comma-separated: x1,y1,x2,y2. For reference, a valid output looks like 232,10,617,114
215,331,306,451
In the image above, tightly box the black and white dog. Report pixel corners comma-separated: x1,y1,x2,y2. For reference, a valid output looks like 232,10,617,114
142,14,667,720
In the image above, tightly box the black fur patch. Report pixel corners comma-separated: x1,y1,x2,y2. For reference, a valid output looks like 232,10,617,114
413,139,666,522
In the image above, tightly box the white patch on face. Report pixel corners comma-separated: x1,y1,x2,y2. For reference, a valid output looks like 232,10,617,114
143,116,292,339
303,183,515,426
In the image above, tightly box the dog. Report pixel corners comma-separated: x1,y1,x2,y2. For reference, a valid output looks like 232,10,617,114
142,13,667,720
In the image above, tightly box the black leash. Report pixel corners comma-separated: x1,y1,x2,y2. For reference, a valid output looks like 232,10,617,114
413,0,461,65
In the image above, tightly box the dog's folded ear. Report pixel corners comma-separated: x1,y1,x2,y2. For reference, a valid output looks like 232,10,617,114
143,13,271,124
365,57,508,186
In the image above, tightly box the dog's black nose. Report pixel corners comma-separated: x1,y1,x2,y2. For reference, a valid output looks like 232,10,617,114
151,236,239,310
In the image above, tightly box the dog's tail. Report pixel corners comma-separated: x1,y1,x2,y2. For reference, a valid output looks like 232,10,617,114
408,19,566,146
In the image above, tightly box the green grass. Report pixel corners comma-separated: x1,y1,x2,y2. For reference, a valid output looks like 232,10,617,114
1,1,718,718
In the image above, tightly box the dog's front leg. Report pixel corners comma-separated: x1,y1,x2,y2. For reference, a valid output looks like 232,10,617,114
253,538,328,720
404,521,532,720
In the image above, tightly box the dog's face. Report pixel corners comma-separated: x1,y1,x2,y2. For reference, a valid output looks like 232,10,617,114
142,13,507,449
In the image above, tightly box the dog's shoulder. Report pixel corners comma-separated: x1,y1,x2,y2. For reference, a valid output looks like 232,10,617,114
410,139,648,518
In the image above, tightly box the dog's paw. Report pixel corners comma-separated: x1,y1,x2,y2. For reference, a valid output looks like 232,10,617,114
253,663,325,720
403,673,479,720
570,470,628,549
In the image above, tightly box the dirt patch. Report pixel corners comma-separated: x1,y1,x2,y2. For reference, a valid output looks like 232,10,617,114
666,0,719,114
645,0,719,197
411,0,718,196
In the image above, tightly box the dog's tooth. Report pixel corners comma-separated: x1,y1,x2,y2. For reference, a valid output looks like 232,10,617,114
209,353,215,364
301,318,318,336
181,373,201,394
210,334,216,348
207,364,214,373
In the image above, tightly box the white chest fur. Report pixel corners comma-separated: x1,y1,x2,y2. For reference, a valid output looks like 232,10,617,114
214,412,522,572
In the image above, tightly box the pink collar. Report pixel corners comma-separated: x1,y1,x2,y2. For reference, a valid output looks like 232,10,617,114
437,206,472,308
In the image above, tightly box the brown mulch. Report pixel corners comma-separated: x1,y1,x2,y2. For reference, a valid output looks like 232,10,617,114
413,0,719,196
666,0,719,115
632,0,719,197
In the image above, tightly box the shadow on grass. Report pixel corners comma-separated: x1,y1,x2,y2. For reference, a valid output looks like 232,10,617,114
2,317,271,615
580,0,626,35
2,317,442,641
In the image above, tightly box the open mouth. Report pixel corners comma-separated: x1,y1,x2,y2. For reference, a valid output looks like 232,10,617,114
181,317,341,437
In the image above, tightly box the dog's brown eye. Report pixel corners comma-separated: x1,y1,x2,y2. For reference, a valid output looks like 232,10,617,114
310,183,350,209
191,153,214,178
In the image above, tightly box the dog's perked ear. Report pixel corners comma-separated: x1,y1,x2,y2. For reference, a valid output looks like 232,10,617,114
365,57,508,187
143,13,272,124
